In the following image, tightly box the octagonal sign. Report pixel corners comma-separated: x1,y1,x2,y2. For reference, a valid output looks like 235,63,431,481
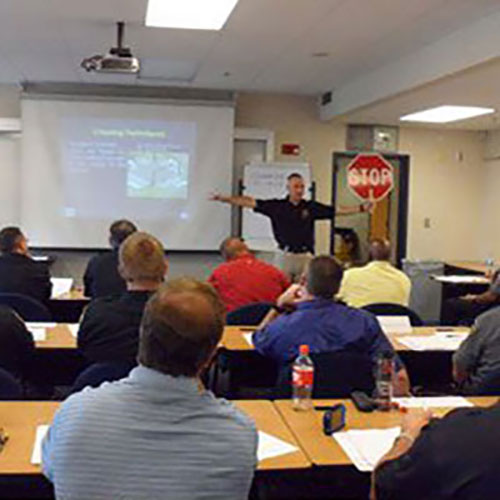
346,153,394,202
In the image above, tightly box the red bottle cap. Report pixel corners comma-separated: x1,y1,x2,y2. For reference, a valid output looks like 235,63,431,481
299,344,309,355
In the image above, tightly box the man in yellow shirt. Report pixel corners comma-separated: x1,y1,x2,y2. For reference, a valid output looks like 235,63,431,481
338,239,411,308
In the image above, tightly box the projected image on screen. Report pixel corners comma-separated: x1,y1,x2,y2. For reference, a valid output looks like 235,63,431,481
61,118,196,216
127,151,189,199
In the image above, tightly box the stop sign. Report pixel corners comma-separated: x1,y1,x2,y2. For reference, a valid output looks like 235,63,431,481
346,153,394,202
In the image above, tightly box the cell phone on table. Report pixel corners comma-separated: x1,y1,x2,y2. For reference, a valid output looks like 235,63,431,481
323,404,346,435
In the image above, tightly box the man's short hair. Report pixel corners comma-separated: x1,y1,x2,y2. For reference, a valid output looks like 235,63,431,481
305,255,344,298
369,239,391,261
287,172,303,182
138,278,225,377
109,220,137,249
119,232,166,282
219,237,248,261
0,227,24,253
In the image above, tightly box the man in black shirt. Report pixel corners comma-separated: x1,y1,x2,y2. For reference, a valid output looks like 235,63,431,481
78,231,167,365
83,220,137,299
0,226,52,303
212,173,371,280
371,404,500,500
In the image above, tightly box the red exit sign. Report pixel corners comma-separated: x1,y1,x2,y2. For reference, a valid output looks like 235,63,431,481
281,143,301,156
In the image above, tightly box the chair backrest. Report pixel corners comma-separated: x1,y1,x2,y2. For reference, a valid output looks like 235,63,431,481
71,361,135,394
276,350,375,399
0,293,51,322
361,302,423,326
0,367,22,400
226,302,273,326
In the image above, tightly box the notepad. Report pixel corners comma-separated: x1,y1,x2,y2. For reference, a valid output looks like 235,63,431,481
333,427,401,472
243,333,254,347
434,275,489,285
25,322,56,341
393,397,473,409
377,316,413,334
67,323,79,337
397,332,468,351
50,278,74,298
31,425,49,465
258,431,298,461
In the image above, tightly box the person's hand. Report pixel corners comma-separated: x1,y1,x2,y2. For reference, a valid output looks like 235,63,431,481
276,284,306,308
361,201,375,214
401,409,433,441
209,192,223,202
461,294,477,302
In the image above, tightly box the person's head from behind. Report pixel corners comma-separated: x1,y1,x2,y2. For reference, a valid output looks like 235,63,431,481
0,227,28,256
138,278,225,378
219,237,250,261
303,255,344,299
119,232,167,290
286,173,305,203
369,238,391,262
109,219,137,250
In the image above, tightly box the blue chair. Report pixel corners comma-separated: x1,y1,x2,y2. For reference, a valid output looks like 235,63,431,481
276,350,375,398
362,302,423,327
71,361,135,394
0,293,51,322
0,368,22,400
226,302,273,326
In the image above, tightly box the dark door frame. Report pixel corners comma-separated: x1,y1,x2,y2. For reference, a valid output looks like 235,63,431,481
331,152,410,267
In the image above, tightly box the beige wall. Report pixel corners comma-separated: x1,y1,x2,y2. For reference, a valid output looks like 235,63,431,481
235,93,346,253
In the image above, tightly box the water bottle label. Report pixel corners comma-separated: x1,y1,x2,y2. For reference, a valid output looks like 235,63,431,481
293,368,313,387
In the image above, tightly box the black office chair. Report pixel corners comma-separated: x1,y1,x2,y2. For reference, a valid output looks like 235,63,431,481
0,293,51,322
226,302,274,326
71,361,135,394
0,368,22,400
275,350,375,399
362,302,423,326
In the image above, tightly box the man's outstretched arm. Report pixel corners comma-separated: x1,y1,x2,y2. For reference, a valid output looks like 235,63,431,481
210,193,256,209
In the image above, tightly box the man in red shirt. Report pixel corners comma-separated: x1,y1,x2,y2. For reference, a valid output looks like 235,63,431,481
208,237,290,312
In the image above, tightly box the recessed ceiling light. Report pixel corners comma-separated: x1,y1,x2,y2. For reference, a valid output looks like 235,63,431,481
400,105,495,123
146,0,240,30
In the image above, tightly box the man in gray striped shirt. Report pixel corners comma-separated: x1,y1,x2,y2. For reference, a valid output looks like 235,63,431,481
42,278,257,500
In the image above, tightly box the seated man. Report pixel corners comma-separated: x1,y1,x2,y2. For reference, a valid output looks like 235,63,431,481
78,231,167,365
371,405,500,500
253,255,410,395
0,305,34,379
83,219,137,298
452,306,500,394
43,278,257,499
0,226,52,303
442,270,500,326
208,237,290,312
338,239,411,308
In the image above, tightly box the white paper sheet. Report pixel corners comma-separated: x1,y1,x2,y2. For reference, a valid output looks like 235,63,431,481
393,397,473,409
397,332,468,351
243,333,254,347
31,425,49,465
377,316,413,334
26,322,57,328
333,427,401,472
257,431,298,461
50,278,74,298
434,275,489,285
67,323,79,338
28,327,47,341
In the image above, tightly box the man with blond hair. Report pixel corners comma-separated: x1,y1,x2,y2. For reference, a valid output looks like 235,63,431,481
77,231,167,365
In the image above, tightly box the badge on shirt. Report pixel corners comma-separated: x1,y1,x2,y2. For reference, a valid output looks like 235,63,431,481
301,209,310,220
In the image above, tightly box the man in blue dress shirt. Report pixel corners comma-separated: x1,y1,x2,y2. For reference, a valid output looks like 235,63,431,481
43,278,257,500
253,255,410,395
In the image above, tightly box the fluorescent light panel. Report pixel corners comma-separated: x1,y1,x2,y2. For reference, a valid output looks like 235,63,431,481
146,0,239,30
400,105,495,123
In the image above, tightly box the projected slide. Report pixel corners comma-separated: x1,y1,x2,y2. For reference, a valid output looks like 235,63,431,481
61,118,195,216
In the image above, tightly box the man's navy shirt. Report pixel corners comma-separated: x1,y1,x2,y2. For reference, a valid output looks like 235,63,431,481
252,298,402,368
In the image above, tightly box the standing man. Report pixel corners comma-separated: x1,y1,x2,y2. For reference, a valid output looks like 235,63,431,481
211,173,371,280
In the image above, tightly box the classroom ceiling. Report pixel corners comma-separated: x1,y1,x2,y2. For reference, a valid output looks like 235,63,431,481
2,0,500,129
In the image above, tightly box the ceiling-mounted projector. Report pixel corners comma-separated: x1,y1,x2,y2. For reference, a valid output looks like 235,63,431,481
81,21,140,74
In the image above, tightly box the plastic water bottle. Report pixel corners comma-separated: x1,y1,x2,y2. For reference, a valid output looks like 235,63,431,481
485,257,496,278
292,344,314,411
375,351,394,411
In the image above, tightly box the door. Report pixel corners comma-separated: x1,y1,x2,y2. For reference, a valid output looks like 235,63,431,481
331,152,409,267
